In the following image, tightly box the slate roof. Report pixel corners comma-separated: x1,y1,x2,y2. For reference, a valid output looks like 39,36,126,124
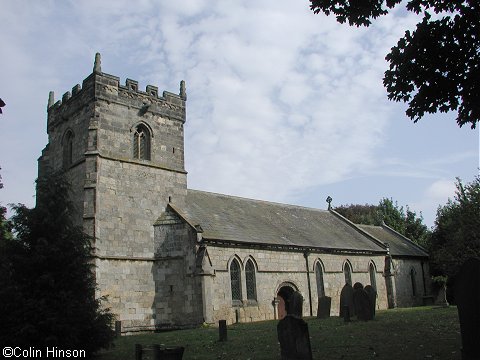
169,189,387,254
356,224,429,258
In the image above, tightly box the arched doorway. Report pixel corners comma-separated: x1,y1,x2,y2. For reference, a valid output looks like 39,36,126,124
276,282,298,320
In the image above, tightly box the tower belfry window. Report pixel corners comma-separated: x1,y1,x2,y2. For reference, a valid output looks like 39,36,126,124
133,124,151,160
63,130,74,168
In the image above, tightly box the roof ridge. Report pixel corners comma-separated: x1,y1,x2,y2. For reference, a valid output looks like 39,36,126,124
357,224,382,228
328,210,388,251
381,223,429,254
187,188,329,213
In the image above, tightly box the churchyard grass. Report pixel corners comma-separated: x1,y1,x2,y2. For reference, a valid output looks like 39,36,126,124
96,306,460,360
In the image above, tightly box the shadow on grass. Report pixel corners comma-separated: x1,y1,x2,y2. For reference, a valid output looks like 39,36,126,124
96,306,461,360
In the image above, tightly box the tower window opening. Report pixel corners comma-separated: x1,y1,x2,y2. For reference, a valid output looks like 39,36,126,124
63,130,74,168
133,124,151,160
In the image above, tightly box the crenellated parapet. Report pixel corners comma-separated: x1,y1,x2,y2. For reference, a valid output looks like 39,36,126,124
47,53,187,131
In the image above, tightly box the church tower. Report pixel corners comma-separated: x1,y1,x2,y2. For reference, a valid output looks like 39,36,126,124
38,53,188,331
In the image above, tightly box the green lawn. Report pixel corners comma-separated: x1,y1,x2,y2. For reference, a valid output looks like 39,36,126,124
96,306,461,360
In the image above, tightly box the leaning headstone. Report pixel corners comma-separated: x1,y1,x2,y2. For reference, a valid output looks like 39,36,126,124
454,258,480,360
317,296,331,319
339,283,355,318
364,285,377,319
353,287,373,321
277,291,313,360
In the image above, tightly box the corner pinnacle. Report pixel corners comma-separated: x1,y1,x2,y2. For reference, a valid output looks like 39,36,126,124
93,53,102,73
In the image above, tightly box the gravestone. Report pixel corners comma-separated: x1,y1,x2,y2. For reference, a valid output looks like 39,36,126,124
277,291,313,360
219,320,227,342
288,290,304,317
454,258,480,360
342,305,351,322
317,296,331,319
339,283,355,319
353,282,364,291
364,285,377,319
134,344,184,360
353,283,373,321
115,320,122,337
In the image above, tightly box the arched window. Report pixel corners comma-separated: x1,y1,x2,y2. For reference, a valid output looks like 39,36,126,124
133,124,151,160
344,261,352,286
63,130,74,168
245,259,257,301
369,262,377,290
410,268,417,296
315,262,325,298
230,259,242,302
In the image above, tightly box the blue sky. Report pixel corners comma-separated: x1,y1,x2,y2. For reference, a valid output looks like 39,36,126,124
0,1,478,228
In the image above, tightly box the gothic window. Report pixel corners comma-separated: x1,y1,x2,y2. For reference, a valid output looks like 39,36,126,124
133,124,151,160
63,130,74,168
410,268,417,296
315,262,325,298
344,261,352,286
245,259,257,301
369,262,377,290
230,259,242,302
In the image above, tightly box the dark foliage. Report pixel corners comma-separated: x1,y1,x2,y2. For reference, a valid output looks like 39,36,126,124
335,198,430,247
0,166,12,241
310,0,480,128
0,173,115,356
429,176,480,278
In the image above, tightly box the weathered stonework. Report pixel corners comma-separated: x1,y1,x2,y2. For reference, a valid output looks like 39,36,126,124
392,258,431,307
193,245,388,325
39,54,188,332
38,54,431,333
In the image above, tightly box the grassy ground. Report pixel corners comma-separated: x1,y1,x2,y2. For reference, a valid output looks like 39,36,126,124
96,306,461,360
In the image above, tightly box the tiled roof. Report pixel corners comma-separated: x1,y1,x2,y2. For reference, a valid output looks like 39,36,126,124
170,189,387,253
356,224,428,258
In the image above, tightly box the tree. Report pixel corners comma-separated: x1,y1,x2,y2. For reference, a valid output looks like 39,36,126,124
429,176,480,278
310,0,480,128
333,203,382,225
0,166,12,241
0,172,114,355
335,197,430,246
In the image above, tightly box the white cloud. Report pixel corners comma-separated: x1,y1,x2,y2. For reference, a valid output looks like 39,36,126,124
0,0,477,225
425,179,457,201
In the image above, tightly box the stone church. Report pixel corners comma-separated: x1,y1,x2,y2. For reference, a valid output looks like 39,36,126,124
38,54,431,333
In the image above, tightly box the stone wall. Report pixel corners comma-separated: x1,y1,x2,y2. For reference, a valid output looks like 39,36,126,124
202,244,388,324
90,71,188,329
153,210,204,328
39,63,189,332
96,258,156,332
393,258,431,307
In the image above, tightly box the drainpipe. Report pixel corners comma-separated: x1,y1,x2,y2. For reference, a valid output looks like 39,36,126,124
304,251,313,316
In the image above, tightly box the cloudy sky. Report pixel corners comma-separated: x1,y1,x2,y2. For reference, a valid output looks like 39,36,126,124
0,1,478,228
